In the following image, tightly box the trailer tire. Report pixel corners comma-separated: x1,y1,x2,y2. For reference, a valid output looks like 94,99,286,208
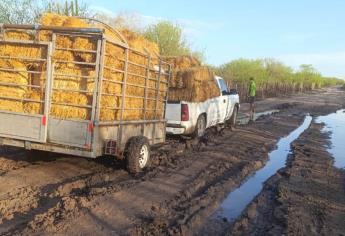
229,106,238,128
193,114,206,138
125,136,151,174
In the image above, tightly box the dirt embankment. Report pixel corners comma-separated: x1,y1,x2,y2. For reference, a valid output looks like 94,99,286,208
229,123,345,235
0,87,344,235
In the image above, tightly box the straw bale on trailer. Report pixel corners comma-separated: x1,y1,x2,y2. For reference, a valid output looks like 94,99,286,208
0,13,168,121
0,60,28,112
4,30,33,40
168,66,220,103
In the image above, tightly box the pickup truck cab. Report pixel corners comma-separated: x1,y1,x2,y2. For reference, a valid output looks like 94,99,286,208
166,76,240,137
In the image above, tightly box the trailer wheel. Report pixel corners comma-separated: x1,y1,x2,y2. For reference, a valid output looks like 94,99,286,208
193,114,206,138
125,136,151,174
229,106,238,128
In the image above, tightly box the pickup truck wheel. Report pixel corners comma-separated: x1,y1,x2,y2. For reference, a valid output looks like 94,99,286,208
125,136,151,174
193,115,206,138
229,106,238,128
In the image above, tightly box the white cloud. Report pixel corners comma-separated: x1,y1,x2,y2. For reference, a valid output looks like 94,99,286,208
278,52,345,79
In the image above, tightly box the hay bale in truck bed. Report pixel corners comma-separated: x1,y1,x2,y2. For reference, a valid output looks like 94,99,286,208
163,56,201,88
163,55,201,70
168,66,220,103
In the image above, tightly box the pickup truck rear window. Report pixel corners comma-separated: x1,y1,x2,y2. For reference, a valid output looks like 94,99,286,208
218,79,229,94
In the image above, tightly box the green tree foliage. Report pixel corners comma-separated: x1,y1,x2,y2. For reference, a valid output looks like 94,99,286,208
144,21,204,61
0,0,42,24
217,58,343,89
46,0,90,17
217,59,267,84
217,58,344,100
0,0,90,24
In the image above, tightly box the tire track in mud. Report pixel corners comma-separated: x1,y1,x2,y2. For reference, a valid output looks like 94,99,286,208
11,113,303,235
1,88,344,235
1,170,130,235
0,147,29,176
227,122,345,236
0,137,189,235
132,114,305,235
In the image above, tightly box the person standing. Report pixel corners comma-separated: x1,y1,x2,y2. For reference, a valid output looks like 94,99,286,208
248,77,256,121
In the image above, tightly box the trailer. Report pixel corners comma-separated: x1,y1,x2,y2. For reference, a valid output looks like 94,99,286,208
0,23,171,173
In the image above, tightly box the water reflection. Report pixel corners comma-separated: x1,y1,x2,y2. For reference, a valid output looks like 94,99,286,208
316,109,345,169
215,115,312,222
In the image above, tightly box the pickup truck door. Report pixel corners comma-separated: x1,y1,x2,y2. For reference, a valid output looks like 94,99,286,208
216,78,232,122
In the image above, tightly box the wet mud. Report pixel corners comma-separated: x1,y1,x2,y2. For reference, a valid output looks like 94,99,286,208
0,87,344,235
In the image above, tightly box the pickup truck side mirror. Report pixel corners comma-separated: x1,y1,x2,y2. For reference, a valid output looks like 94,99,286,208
229,89,238,95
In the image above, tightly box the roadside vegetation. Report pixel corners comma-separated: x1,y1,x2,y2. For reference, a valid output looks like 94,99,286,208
216,59,344,100
0,0,343,100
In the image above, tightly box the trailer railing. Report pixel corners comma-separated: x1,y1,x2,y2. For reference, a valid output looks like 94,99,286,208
0,23,172,152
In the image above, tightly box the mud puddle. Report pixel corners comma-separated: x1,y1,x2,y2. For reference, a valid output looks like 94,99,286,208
316,109,345,168
213,115,312,222
237,109,280,125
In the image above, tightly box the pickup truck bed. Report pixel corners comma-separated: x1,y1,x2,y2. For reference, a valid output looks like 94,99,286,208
166,76,240,136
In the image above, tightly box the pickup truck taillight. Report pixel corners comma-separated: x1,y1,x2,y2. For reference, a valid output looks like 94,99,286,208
181,104,189,121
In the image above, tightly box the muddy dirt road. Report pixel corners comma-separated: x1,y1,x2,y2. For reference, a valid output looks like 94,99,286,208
0,87,344,235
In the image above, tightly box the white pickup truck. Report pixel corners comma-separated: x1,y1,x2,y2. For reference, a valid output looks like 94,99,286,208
166,76,240,137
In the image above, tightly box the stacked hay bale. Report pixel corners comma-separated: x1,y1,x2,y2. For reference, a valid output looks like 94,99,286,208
0,13,168,121
0,37,47,113
0,60,28,112
163,55,201,88
165,56,220,103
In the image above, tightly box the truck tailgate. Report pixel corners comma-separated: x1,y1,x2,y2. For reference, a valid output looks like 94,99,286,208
165,102,181,124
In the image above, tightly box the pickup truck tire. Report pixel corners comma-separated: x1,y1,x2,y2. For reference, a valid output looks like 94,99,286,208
193,115,206,138
229,106,238,128
125,136,151,174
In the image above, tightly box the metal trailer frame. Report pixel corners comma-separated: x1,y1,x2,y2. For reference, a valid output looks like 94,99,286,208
0,24,172,159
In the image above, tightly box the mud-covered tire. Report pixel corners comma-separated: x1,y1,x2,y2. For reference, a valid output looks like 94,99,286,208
229,106,238,128
193,115,206,138
125,136,151,174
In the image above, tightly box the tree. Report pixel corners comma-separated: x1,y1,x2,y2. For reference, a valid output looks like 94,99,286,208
217,59,268,84
46,0,90,17
0,0,42,24
264,58,293,82
0,0,90,24
144,21,204,60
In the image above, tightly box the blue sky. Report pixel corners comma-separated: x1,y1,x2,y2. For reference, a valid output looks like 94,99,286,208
84,0,345,78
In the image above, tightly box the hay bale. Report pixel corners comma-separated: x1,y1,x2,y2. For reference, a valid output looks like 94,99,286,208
0,60,28,113
4,30,33,40
1,13,167,121
175,66,214,89
163,56,201,70
168,66,219,103
163,56,201,88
